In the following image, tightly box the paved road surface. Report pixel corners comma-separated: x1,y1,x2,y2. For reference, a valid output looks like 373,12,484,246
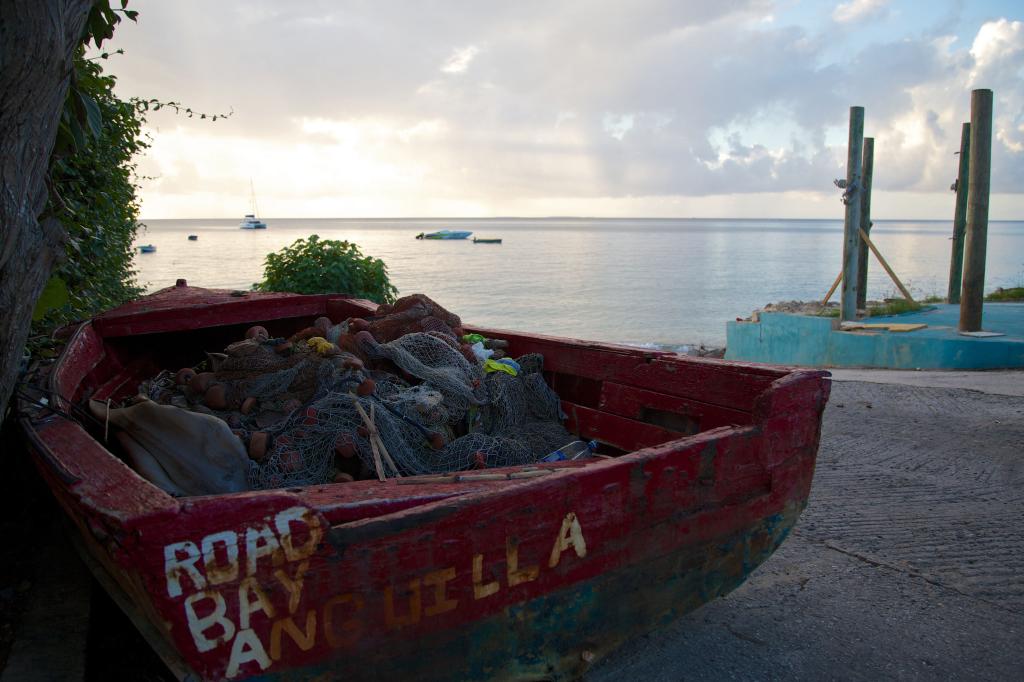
591,378,1024,681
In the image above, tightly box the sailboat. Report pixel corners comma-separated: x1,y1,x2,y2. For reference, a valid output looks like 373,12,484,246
239,179,268,229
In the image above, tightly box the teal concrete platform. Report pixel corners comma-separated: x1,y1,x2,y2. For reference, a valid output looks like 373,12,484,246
725,303,1024,369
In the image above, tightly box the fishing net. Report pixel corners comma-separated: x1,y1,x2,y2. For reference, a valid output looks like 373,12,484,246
133,294,573,492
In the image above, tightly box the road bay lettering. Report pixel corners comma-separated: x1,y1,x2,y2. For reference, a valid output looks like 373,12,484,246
162,507,588,679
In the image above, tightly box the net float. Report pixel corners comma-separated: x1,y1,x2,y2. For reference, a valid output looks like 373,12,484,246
189,371,215,395
334,439,357,459
356,378,376,396
245,325,269,341
204,384,230,410
248,431,270,461
175,367,196,385
240,397,258,415
280,450,304,473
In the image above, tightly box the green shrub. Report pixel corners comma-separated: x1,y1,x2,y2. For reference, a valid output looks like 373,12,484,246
28,49,147,357
256,235,398,303
867,299,923,317
986,287,1024,302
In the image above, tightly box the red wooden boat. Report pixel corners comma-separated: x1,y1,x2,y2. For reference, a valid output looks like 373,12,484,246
19,282,829,681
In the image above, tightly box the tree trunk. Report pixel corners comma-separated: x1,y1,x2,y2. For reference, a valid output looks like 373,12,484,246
0,0,94,419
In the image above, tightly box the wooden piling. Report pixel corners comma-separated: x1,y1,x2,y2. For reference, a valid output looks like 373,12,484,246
855,137,874,311
959,90,993,332
947,122,970,303
840,106,865,321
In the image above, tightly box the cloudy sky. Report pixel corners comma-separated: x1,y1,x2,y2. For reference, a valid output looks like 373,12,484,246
103,0,1023,219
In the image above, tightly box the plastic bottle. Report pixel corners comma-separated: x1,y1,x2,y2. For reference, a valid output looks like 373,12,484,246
541,440,598,462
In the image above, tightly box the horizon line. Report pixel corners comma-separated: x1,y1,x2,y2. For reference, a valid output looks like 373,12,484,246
138,215,1024,222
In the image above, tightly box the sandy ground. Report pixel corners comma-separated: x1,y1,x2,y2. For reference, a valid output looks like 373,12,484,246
590,372,1024,681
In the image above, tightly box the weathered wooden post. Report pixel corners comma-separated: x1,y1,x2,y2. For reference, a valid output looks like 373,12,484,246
959,89,993,332
855,137,874,311
947,122,970,303
840,106,864,321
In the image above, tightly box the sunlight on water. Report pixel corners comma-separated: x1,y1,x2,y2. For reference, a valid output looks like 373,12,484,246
133,218,1024,347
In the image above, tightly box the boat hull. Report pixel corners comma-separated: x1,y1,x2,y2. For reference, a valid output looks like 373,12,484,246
19,285,828,681
420,230,472,240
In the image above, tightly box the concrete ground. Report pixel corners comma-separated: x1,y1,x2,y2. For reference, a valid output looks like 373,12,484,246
590,369,1024,681
828,367,1024,396
868,302,1024,338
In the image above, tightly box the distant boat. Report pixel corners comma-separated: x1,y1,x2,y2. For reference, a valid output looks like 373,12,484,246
473,237,502,244
415,230,472,240
187,235,198,241
139,244,156,253
240,179,268,229
239,214,266,229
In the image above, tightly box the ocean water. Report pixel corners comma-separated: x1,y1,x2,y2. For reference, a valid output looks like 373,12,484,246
133,218,1024,348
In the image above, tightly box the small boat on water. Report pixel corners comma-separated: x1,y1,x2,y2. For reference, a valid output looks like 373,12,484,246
18,282,829,681
139,244,156,253
239,214,267,230
187,235,198,241
415,229,472,240
240,179,268,229
473,237,502,244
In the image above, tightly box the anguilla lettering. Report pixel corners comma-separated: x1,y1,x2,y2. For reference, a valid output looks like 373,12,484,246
161,508,588,679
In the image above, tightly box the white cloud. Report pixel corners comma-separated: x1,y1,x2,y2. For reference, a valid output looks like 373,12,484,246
832,0,890,24
441,45,480,74
970,19,1023,66
100,1,1023,218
